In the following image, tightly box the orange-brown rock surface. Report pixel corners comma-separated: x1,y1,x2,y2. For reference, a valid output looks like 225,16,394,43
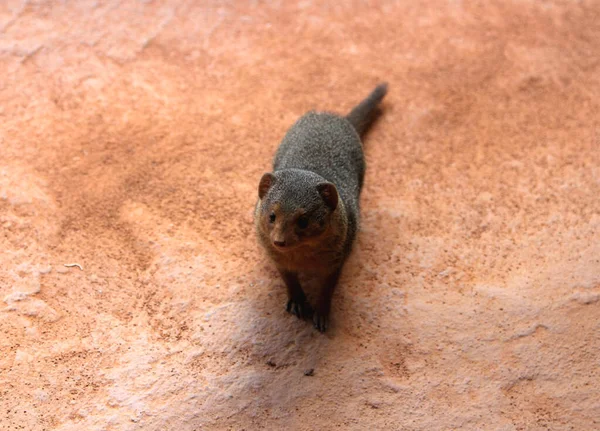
1,1,599,430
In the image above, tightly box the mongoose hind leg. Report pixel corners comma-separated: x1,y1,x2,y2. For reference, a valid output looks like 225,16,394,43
280,270,313,320
313,268,342,333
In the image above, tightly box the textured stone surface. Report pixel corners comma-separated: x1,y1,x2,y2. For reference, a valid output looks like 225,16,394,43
1,1,599,430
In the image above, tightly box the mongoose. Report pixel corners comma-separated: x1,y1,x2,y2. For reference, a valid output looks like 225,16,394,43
255,83,388,332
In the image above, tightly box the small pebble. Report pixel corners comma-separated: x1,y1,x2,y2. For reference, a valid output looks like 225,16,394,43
303,368,314,376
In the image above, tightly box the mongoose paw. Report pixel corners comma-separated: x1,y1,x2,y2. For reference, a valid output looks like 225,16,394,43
286,298,313,320
312,312,329,333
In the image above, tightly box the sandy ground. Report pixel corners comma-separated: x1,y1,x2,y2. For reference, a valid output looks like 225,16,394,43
1,1,599,430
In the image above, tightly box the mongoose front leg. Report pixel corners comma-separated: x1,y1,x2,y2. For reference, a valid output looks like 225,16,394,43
279,270,313,320
313,268,341,333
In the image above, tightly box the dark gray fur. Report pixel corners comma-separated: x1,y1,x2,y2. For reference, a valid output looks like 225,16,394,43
274,113,362,257
255,83,388,332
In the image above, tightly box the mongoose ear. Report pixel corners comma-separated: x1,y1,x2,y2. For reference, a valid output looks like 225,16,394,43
258,173,275,199
317,183,338,211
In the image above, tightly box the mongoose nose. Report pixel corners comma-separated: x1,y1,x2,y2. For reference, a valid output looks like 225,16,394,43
273,240,286,248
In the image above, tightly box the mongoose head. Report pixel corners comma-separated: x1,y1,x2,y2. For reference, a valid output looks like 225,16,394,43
256,169,339,252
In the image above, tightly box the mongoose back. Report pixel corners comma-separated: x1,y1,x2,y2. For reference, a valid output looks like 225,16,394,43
255,83,388,332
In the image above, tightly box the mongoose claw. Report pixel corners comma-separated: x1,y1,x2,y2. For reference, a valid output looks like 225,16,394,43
286,298,313,320
312,312,329,333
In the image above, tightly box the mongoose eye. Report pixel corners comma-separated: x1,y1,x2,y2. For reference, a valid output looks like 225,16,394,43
269,212,276,223
297,216,309,229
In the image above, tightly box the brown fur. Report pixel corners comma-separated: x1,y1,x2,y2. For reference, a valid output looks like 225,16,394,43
255,198,348,275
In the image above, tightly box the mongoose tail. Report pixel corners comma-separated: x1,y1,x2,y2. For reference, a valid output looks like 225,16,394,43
346,83,388,136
